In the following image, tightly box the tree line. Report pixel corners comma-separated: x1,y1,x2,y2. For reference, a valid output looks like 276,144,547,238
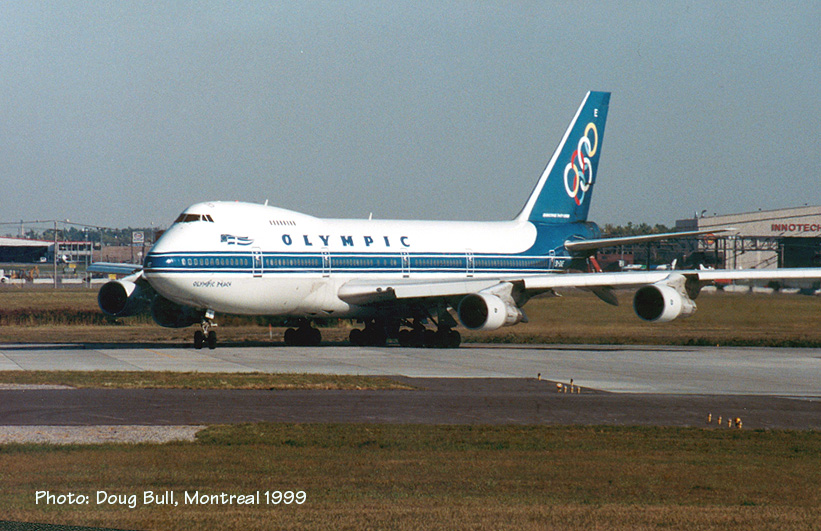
600,222,672,237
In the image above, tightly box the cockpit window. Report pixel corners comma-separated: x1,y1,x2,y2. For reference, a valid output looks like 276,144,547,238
174,213,215,223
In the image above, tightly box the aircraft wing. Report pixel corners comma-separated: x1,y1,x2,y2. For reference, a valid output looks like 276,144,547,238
338,278,505,305
338,268,821,307
87,262,143,276
337,272,671,307
685,268,821,284
519,268,821,293
336,273,659,307
564,228,734,253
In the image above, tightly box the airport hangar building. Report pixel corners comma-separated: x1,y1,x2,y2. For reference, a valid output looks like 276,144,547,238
0,237,92,264
675,205,821,270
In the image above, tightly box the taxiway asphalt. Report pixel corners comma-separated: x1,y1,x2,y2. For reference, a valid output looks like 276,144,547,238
1,342,819,395
0,343,818,431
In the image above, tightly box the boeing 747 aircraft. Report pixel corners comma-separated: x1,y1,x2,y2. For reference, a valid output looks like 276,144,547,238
91,91,821,349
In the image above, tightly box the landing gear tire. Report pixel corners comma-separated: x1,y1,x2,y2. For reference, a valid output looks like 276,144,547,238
423,329,436,348
194,315,218,350
194,330,205,349
348,327,387,347
410,328,426,347
364,325,387,347
398,327,461,348
349,320,388,347
435,328,461,348
285,322,321,346
310,327,321,346
446,329,461,348
349,328,365,346
194,329,217,350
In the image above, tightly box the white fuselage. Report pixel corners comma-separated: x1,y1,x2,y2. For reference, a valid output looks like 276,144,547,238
144,201,562,318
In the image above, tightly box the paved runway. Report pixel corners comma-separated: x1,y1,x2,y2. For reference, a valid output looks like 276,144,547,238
1,342,819,396
0,343,818,431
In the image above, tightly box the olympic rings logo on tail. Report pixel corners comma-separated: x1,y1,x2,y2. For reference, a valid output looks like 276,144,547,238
563,122,598,205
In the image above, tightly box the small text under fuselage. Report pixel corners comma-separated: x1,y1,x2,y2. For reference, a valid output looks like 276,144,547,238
193,280,232,288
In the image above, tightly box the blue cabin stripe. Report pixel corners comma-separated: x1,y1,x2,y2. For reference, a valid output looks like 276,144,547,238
144,250,571,276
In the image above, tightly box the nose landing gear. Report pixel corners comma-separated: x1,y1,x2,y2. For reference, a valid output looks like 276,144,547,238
194,311,217,350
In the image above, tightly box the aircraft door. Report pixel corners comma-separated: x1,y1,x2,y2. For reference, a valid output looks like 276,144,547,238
401,250,410,278
466,250,475,277
322,248,331,277
252,247,263,278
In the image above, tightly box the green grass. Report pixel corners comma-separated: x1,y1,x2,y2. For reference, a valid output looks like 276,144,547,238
2,289,818,529
2,288,821,347
464,289,821,347
1,425,819,530
0,371,412,390
0,288,100,312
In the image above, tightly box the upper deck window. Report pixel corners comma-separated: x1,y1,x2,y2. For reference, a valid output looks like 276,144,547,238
174,213,215,223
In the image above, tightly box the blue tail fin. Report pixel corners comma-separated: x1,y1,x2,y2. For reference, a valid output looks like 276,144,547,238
516,91,610,224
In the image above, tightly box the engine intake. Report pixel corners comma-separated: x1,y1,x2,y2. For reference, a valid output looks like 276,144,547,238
98,280,147,317
98,279,201,328
457,289,525,331
633,276,697,323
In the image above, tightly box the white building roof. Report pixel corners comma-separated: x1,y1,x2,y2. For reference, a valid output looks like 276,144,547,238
0,237,52,248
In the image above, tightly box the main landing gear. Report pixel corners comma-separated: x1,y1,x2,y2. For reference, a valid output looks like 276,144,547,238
348,317,462,348
396,325,461,349
348,320,388,347
284,319,322,346
193,314,217,350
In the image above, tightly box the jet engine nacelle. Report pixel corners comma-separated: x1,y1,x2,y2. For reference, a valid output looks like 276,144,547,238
98,279,148,317
457,291,525,331
151,295,203,329
633,276,697,323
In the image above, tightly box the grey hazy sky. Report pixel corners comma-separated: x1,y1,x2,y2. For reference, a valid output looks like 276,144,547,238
1,1,819,229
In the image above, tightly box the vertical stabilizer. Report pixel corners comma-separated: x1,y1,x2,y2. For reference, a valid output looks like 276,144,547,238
516,91,610,224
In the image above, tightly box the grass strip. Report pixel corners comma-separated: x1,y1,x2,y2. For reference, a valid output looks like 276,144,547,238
0,371,413,390
3,289,820,347
1,425,818,530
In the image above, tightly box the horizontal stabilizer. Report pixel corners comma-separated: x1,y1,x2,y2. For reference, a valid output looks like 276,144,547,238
564,228,736,253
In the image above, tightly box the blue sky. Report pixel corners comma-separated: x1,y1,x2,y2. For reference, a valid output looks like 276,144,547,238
1,1,818,228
